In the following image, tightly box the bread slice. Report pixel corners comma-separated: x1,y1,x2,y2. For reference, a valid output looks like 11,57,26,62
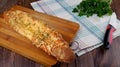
3,10,75,63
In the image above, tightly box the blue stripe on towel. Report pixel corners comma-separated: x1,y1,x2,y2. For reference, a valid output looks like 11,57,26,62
56,0,104,41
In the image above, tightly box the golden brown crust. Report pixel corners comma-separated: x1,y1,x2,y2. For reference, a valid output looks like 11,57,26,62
3,10,75,63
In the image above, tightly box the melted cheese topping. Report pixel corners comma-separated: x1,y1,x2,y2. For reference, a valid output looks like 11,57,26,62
6,10,67,55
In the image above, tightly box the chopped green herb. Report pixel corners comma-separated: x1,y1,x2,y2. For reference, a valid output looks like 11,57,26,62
73,8,79,13
72,0,113,17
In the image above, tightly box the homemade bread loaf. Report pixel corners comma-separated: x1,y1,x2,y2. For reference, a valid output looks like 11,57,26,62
3,10,75,63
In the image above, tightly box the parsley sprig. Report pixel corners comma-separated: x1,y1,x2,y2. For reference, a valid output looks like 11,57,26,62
72,0,113,17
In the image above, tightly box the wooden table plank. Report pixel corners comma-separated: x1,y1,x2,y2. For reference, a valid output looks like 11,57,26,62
0,0,16,14
0,0,120,67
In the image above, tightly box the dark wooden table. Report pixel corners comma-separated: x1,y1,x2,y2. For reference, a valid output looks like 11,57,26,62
0,0,120,67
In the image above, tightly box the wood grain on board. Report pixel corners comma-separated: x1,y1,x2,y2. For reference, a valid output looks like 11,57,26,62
0,5,79,66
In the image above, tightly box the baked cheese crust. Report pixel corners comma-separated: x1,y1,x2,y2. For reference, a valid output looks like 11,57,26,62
4,10,75,63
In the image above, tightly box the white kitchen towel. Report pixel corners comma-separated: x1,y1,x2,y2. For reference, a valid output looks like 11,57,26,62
31,0,120,56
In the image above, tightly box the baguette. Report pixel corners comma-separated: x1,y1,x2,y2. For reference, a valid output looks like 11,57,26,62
3,10,75,63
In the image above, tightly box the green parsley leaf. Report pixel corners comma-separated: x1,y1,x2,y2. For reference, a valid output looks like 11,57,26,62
72,0,113,17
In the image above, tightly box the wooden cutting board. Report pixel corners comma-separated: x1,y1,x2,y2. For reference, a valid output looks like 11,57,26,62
0,5,79,66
